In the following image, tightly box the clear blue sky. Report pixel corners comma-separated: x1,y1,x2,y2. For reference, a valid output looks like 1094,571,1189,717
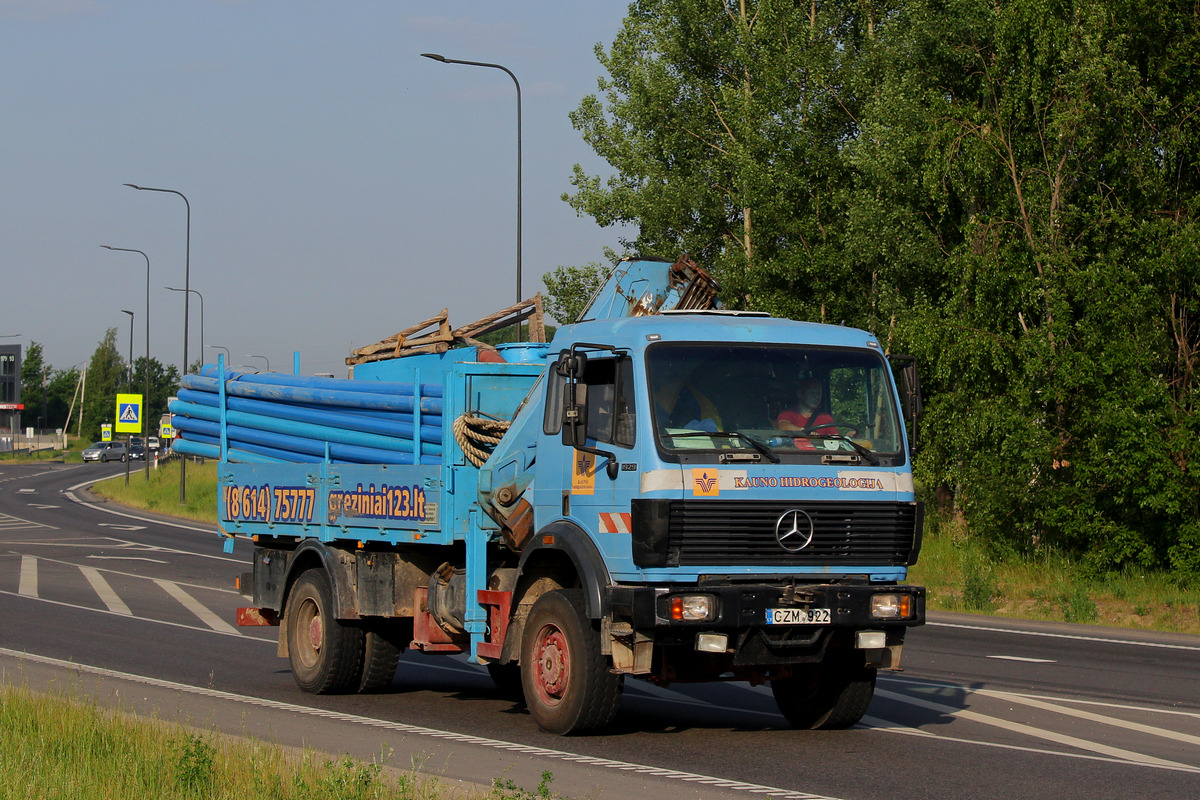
1,1,630,377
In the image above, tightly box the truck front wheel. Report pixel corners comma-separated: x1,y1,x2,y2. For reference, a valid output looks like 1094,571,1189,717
520,589,623,734
771,653,876,730
286,569,364,694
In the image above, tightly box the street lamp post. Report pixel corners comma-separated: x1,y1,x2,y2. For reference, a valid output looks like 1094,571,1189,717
125,184,190,502
165,287,204,362
102,245,151,482
207,344,230,367
421,53,522,310
247,354,271,372
121,310,134,391
120,309,134,488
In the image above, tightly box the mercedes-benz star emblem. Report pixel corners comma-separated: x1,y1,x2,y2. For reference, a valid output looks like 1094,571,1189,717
775,509,815,552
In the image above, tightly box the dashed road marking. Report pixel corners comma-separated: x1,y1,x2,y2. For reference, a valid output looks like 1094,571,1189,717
0,512,57,532
79,565,132,615
155,579,240,634
874,687,1193,769
19,555,37,597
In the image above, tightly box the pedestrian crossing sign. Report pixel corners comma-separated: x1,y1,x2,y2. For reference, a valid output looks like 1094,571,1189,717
115,393,143,433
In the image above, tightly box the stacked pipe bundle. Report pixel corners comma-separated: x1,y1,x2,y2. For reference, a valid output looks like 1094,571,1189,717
169,366,444,465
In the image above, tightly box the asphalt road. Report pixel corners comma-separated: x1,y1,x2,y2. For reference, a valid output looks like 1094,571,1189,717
1,461,1198,799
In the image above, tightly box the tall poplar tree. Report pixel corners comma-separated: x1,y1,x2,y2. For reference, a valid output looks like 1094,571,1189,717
855,0,1200,571
82,328,125,442
566,0,892,321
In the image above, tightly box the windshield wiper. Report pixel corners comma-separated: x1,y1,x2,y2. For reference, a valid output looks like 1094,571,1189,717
666,430,781,463
805,434,880,465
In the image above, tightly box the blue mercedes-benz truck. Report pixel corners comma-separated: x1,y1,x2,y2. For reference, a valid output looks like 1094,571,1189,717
173,256,925,735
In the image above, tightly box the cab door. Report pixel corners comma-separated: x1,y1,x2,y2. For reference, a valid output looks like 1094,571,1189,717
536,353,642,571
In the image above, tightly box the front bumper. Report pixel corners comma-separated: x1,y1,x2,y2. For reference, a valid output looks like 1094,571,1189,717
609,581,925,630
605,581,924,672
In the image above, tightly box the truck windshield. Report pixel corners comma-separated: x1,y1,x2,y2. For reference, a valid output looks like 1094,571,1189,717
647,342,904,458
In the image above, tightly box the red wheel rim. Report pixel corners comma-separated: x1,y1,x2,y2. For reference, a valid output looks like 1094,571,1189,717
532,624,569,706
294,598,322,669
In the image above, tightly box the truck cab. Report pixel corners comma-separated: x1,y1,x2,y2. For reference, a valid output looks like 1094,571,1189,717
478,309,924,731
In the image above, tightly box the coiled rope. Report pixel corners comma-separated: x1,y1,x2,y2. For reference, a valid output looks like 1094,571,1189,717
453,413,511,467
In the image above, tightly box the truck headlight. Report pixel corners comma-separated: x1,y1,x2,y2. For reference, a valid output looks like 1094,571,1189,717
870,593,914,620
670,594,718,622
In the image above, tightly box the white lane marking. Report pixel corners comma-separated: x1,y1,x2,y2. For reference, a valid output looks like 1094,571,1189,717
97,523,146,531
0,587,265,640
873,687,1192,769
986,655,1056,663
0,647,843,800
0,512,57,531
929,620,1200,653
86,556,169,564
19,555,37,597
864,715,1200,773
969,688,1200,748
883,675,1200,721
62,491,242,564
155,579,240,634
64,481,216,535
27,503,59,509
79,566,132,616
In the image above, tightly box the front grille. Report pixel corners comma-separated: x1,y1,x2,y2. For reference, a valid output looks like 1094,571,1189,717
666,500,916,566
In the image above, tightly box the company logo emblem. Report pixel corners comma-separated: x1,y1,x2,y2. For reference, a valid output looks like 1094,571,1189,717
775,509,815,552
572,449,596,496
691,468,720,496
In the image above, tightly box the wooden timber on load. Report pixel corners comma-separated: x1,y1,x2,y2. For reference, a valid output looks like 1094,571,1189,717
346,295,546,366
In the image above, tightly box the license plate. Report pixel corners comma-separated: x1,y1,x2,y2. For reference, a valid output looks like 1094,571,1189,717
765,608,831,625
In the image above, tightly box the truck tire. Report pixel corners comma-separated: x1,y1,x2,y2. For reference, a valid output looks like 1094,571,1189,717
520,589,623,734
358,631,402,693
286,569,364,694
771,655,876,730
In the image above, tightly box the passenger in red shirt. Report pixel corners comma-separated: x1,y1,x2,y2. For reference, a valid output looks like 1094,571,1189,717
777,378,837,446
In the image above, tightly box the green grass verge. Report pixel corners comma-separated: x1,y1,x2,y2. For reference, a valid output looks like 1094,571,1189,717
908,514,1200,635
0,682,562,800
91,458,220,523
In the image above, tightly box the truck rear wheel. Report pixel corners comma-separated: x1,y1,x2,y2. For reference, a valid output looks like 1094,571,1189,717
771,654,876,730
358,631,402,693
286,569,364,694
520,589,623,734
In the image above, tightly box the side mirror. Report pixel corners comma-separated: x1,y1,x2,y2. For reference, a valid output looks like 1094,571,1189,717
554,349,587,378
562,383,588,448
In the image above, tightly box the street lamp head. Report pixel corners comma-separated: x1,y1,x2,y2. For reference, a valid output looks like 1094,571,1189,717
100,245,115,250
123,183,142,190
420,53,447,62
121,309,134,317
